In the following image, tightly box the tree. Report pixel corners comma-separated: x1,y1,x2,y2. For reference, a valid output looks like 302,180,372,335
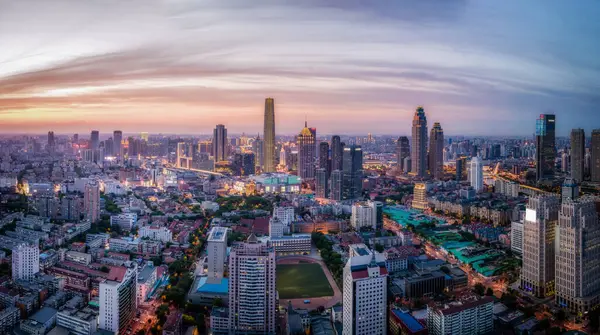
554,309,566,321
473,283,485,296
538,318,550,330
374,243,384,253
485,288,494,296
213,298,224,307
100,266,110,273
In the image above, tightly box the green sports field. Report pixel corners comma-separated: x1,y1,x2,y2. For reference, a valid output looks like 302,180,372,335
276,263,334,299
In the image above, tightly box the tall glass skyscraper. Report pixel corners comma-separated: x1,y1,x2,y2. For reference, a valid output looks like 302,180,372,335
396,136,410,172
213,124,228,162
591,129,600,182
90,130,100,150
113,130,122,157
342,145,363,200
331,135,343,172
318,142,329,171
535,114,556,181
428,122,444,179
570,128,585,183
411,107,428,177
297,122,316,179
263,98,276,172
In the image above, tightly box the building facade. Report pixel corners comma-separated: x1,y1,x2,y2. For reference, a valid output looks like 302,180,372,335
99,263,137,334
263,98,276,173
535,114,556,181
469,157,483,192
411,107,428,177
570,128,585,182
297,122,316,180
428,122,444,179
427,296,494,335
342,145,363,200
12,243,40,281
396,136,410,172
213,124,228,162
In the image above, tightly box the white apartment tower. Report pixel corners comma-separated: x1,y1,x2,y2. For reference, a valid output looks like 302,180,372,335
207,227,228,283
343,244,388,335
99,263,138,334
228,234,277,334
12,243,40,281
351,202,375,230
555,197,600,314
427,296,494,335
469,157,484,192
520,195,559,298
269,217,285,238
273,206,295,226
84,181,100,223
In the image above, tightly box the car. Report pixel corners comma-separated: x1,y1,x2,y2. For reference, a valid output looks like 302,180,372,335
304,300,310,304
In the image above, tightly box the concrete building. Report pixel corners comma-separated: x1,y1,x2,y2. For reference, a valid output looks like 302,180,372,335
562,177,580,203
139,225,172,243
555,197,600,314
343,244,388,335
396,136,410,172
427,296,494,335
99,263,137,334
536,114,556,181
592,129,600,182
263,98,276,173
109,213,137,231
268,217,285,238
428,122,444,179
520,195,559,298
0,307,20,334
570,128,585,182
206,227,228,283
56,297,98,335
268,234,311,255
469,157,483,192
137,263,157,305
411,106,428,178
213,124,228,162
84,182,100,223
273,206,295,226
12,243,40,281
351,201,383,230
342,145,363,200
511,221,524,255
297,122,316,180
227,234,277,334
315,168,329,198
412,183,429,210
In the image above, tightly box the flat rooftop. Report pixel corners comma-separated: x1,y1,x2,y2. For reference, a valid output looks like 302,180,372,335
208,227,228,242
196,277,228,295
392,309,425,333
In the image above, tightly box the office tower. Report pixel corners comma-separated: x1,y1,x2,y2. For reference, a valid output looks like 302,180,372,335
228,234,277,333
90,130,100,150
99,263,137,333
411,106,428,177
263,98,276,173
207,227,228,283
73,133,79,144
47,131,55,150
269,217,284,238
396,136,410,172
427,296,494,335
561,177,580,202
511,221,524,255
297,122,316,179
371,200,384,230
331,135,343,172
233,153,255,176
315,168,329,198
555,197,600,313
570,128,585,182
113,130,122,157
252,135,264,171
535,114,556,181
428,122,444,179
456,157,464,181
342,145,363,200
343,244,387,335
412,183,429,210
176,142,186,168
318,142,329,170
213,124,228,162
12,243,39,281
520,195,559,298
403,157,412,174
468,157,483,192
592,129,600,182
140,132,148,142
330,170,343,201
84,181,100,223
561,152,570,173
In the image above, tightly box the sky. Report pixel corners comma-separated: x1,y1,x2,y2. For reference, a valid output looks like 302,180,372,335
1,0,599,136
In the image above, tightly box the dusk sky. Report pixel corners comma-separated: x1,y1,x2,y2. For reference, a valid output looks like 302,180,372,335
1,0,599,136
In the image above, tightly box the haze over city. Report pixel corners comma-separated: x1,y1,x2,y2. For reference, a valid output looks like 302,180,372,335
1,0,600,135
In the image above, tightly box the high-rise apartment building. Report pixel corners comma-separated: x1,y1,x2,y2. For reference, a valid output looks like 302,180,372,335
469,157,483,192
12,243,39,281
592,129,600,182
84,181,100,223
343,244,388,335
411,107,428,177
99,263,137,334
263,98,276,173
396,136,410,172
206,227,228,283
535,114,556,181
342,145,363,200
520,195,559,298
228,234,277,334
297,122,316,179
350,201,383,230
213,124,228,162
113,130,122,157
427,296,494,335
331,135,343,172
570,128,585,182
555,197,600,314
428,122,444,179
90,130,100,150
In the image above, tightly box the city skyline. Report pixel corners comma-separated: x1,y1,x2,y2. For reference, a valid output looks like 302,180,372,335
1,1,600,135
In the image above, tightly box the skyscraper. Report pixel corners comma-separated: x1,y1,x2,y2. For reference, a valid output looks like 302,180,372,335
555,197,600,314
233,153,255,176
318,142,329,171
428,122,444,179
47,131,55,151
90,130,100,150
331,135,343,172
113,130,122,157
12,243,39,281
252,135,264,170
469,157,483,192
206,227,229,283
342,145,363,200
592,129,600,182
396,136,410,172
561,177,580,202
263,98,276,173
315,168,329,198
535,114,556,181
343,244,388,335
520,195,559,298
228,234,277,333
99,263,138,334
297,122,316,179
330,170,343,201
213,124,228,162
411,106,428,177
84,181,100,223
570,128,585,182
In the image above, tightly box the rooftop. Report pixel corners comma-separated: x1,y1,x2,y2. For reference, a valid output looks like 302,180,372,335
208,226,228,242
392,309,425,333
106,266,126,282
196,276,228,294
30,306,58,324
